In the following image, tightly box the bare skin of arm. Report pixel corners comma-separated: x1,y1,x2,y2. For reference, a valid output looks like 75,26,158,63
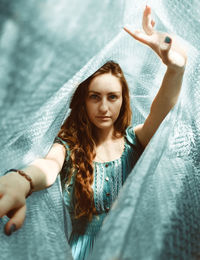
0,5,187,235
0,143,66,235
134,67,185,147
124,6,187,147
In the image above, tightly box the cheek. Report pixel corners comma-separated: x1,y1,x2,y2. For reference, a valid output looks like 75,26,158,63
85,101,95,120
114,99,123,115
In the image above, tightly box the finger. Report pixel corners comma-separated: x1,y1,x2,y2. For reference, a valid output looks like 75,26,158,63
151,19,155,27
4,205,26,236
123,26,152,46
142,5,154,35
160,36,172,64
6,209,16,218
0,195,18,218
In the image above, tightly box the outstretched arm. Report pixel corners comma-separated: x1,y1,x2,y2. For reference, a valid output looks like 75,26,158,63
124,6,187,147
0,142,66,235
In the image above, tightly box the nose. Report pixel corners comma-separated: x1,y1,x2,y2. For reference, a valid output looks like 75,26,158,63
99,98,108,113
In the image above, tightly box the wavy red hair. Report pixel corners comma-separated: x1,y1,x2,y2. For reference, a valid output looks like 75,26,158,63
58,61,132,219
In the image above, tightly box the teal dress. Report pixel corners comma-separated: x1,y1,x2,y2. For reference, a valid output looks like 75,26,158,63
54,126,143,260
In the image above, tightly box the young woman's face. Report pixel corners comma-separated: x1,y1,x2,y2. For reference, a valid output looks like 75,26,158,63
86,73,123,130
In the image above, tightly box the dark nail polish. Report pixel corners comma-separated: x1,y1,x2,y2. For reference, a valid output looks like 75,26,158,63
164,36,171,44
6,224,16,236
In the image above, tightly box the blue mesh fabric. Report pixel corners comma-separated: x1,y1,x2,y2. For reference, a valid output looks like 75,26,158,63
0,0,200,259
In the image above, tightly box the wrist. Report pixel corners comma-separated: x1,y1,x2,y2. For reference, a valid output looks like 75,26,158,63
166,66,185,77
166,63,186,74
7,171,33,198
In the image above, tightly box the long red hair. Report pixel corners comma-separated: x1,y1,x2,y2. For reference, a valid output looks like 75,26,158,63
58,61,132,219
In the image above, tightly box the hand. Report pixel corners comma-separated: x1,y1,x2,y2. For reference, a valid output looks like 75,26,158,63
124,5,187,72
0,172,29,236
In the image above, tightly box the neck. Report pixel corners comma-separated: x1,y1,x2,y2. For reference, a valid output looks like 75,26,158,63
94,126,115,145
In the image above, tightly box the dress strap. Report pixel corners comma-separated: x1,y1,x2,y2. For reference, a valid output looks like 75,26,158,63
125,125,144,152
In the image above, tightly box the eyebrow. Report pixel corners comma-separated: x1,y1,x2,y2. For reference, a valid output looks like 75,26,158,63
88,91,121,94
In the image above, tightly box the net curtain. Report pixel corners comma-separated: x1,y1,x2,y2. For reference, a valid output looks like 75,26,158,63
0,0,200,259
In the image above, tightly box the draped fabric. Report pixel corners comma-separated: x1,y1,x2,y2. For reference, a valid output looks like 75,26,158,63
0,0,200,259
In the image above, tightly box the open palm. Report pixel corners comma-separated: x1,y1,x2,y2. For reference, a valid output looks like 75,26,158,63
124,6,187,71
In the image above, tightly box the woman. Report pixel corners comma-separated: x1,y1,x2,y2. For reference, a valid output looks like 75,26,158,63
0,6,187,260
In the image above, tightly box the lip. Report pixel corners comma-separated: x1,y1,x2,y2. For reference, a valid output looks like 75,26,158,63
96,116,111,118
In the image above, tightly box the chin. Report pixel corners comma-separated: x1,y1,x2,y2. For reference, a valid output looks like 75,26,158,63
94,122,113,130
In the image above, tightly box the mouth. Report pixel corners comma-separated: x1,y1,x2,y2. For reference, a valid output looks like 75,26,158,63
96,116,111,120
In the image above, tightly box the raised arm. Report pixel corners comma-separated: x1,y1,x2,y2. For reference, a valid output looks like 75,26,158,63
124,6,187,147
0,142,66,235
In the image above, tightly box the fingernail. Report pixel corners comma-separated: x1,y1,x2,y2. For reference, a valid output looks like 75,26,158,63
164,36,172,44
5,224,16,236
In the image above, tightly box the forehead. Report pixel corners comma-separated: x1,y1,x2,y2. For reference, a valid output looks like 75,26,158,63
88,73,122,93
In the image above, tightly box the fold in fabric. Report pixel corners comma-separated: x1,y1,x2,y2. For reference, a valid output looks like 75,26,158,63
0,0,200,259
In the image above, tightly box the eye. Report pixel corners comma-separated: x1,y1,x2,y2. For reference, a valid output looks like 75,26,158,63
109,95,118,100
89,94,100,100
